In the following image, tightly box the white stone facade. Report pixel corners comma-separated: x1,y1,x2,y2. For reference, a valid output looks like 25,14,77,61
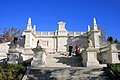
1,18,119,67
24,18,88,54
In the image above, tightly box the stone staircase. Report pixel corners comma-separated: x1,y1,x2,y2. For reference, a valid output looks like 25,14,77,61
27,53,111,80
28,67,111,80
46,52,83,67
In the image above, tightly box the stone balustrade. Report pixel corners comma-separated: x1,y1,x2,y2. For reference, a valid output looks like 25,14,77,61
36,32,55,36
36,31,86,36
98,44,120,64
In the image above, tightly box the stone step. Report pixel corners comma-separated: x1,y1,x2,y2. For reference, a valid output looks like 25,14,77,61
46,64,71,67
47,65,71,67
28,67,111,80
28,76,109,80
46,53,83,67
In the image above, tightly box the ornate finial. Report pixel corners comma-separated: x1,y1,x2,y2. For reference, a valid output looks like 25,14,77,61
28,17,31,25
33,25,36,31
88,25,90,32
93,18,97,25
58,21,66,25
92,18,98,31
27,17,32,30
58,21,66,31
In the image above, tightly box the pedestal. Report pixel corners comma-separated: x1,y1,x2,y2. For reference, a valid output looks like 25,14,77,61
82,48,99,67
7,44,23,64
31,46,47,67
7,53,19,64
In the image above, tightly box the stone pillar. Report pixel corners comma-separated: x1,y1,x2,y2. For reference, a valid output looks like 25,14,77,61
110,52,120,63
24,18,36,56
82,48,99,67
24,31,32,48
109,44,120,63
24,18,33,49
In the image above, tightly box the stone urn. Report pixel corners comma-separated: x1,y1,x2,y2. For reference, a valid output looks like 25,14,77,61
31,46,47,67
7,43,23,64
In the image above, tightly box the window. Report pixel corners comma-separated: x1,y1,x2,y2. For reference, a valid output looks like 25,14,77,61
43,41,48,46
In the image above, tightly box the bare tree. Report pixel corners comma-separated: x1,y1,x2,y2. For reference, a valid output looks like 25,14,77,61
0,27,23,43
100,28,107,41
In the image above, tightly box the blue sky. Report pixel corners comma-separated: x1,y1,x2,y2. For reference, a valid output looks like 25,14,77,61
0,0,120,40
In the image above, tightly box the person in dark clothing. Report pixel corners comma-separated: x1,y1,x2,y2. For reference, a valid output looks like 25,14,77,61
69,44,73,56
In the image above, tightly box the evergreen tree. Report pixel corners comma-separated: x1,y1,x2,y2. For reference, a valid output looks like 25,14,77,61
114,39,120,44
107,36,114,44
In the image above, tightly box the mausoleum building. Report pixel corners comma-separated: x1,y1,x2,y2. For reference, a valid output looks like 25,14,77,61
24,18,100,55
1,18,120,67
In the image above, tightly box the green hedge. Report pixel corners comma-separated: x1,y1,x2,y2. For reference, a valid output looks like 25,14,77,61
107,63,120,78
0,63,26,80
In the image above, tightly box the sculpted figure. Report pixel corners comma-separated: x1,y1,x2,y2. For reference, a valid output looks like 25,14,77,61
31,40,47,67
37,40,43,48
88,39,93,48
13,37,18,44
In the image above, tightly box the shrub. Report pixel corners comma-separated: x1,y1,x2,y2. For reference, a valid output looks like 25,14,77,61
107,63,120,77
0,63,26,80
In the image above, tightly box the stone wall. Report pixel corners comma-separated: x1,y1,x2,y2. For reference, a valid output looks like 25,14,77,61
0,42,10,59
36,37,56,52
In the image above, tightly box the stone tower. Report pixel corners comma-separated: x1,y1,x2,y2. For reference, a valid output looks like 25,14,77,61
88,18,100,48
56,21,68,52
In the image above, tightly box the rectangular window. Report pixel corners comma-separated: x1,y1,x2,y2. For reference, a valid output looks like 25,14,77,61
43,41,48,47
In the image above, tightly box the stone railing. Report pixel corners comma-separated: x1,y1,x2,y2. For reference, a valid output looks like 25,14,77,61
100,44,120,53
100,44,111,53
98,43,120,64
36,31,87,36
68,32,86,36
36,32,55,36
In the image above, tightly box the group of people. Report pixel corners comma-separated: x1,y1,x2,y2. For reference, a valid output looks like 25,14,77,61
68,44,80,56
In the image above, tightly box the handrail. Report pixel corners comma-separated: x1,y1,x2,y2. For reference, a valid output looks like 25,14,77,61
22,66,31,80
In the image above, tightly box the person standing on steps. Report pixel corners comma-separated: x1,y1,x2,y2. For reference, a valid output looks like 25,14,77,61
69,44,73,56
75,45,79,56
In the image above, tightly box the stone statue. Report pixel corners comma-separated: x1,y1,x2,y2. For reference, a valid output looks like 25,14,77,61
37,40,43,48
31,40,47,67
13,37,18,45
37,40,39,47
88,39,93,48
